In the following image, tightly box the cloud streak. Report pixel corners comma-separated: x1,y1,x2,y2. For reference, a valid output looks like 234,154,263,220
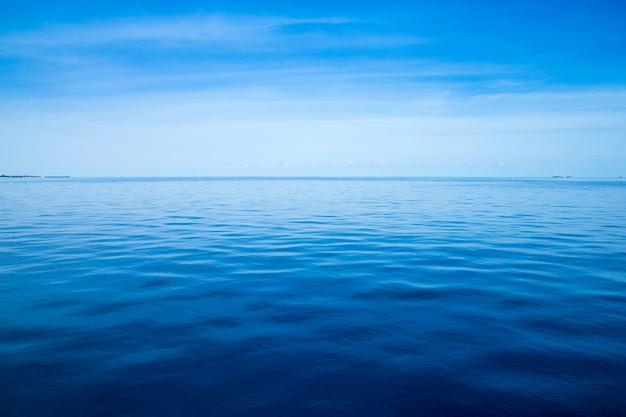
0,15,426,56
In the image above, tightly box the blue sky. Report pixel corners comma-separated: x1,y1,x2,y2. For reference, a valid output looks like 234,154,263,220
1,0,625,176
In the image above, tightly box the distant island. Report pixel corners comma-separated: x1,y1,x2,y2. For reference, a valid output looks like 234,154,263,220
1,175,70,178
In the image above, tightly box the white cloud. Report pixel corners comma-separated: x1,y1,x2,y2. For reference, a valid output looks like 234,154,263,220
0,14,425,57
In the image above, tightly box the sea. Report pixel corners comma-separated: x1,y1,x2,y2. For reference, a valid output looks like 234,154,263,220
1,177,625,417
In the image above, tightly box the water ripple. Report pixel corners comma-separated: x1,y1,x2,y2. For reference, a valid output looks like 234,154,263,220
1,177,625,416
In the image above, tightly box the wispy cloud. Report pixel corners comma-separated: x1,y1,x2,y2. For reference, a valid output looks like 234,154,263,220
0,14,426,57
0,59,521,101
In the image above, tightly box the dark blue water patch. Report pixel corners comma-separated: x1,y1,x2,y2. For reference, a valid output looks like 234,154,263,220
4,343,622,417
483,347,625,380
137,278,175,289
1,177,626,416
245,300,344,325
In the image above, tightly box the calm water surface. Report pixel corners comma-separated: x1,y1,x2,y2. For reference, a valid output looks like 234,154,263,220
1,177,625,416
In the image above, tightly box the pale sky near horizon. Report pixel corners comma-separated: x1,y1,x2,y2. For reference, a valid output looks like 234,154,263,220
1,0,625,177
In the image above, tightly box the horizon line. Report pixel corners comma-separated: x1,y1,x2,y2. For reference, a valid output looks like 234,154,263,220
2,175,624,180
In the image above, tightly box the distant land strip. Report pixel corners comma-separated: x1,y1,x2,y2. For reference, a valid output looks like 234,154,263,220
1,175,70,178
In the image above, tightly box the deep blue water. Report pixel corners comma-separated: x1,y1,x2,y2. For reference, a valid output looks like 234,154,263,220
1,177,626,416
